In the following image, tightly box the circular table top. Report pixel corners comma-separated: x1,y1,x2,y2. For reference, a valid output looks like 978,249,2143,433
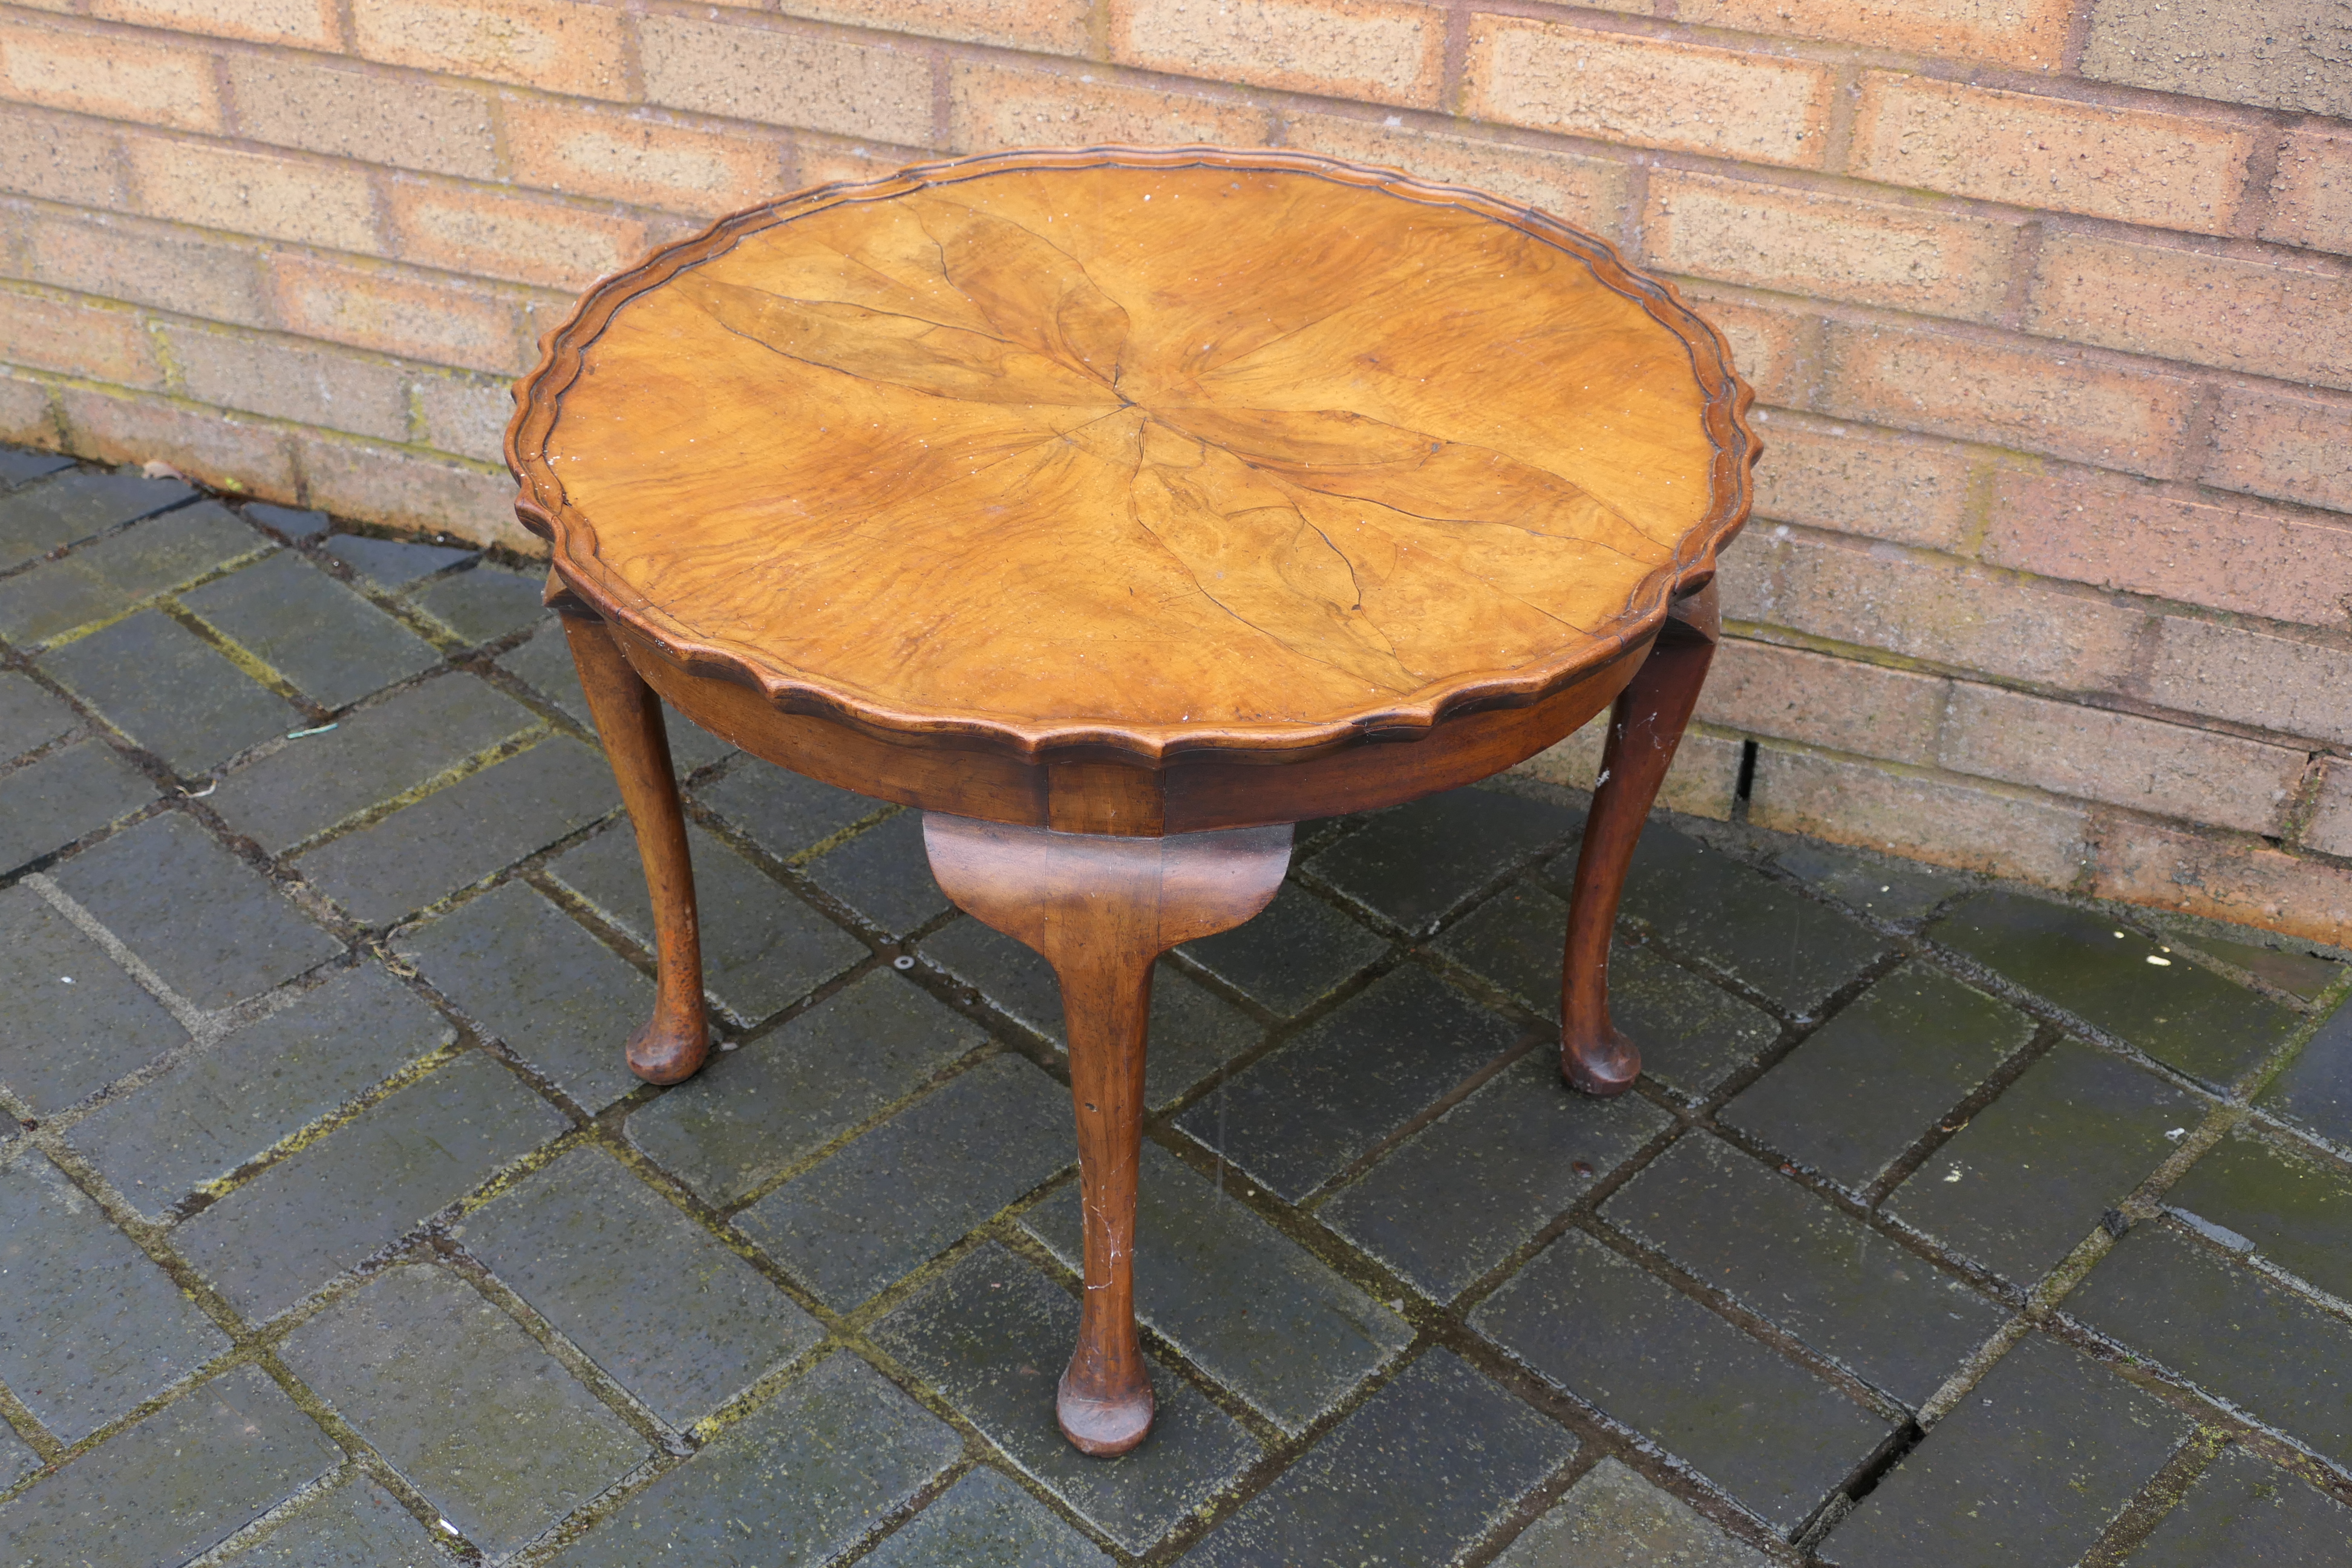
510,147,1754,764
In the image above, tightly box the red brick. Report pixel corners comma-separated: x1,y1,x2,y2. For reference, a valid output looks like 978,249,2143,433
2026,233,2352,394
1112,0,1444,108
414,371,509,464
781,0,1091,54
26,207,270,327
295,434,535,553
2262,126,2352,256
270,255,524,374
1677,0,2071,70
1645,171,2021,324
1465,18,1834,170
0,287,161,389
2203,388,2352,517
1670,289,1811,405
385,180,651,293
1982,468,2352,629
1282,114,1629,234
1818,323,2195,479
1749,745,2094,889
0,103,123,207
2302,759,2352,861
1849,72,2256,237
639,13,934,146
1722,528,2146,692
948,60,1272,152
126,135,381,253
1939,684,2304,834
0,21,221,133
2089,818,2350,948
350,0,627,97
2146,617,2352,747
161,322,414,443
1696,638,1947,765
0,370,57,446
1748,408,1975,550
1512,718,1743,820
2079,0,2351,122
57,382,298,500
226,55,498,181
88,0,338,48
505,101,788,218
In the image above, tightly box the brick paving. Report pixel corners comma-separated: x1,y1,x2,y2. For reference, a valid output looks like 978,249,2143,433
0,448,2348,1566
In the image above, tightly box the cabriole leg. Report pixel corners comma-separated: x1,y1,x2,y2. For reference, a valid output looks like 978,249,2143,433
1561,582,1720,1097
923,813,1291,1456
561,612,710,1085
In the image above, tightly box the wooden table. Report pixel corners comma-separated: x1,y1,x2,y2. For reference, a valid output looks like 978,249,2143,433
508,146,1755,1458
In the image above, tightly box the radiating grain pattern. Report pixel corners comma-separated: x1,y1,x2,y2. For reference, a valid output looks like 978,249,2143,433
521,151,1745,759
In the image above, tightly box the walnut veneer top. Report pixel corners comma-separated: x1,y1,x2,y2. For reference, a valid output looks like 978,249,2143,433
509,148,1754,763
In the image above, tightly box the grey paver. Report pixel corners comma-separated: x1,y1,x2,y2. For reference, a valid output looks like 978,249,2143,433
183,549,440,710
1189,1347,1576,1567
1770,840,1965,924
293,736,615,924
1178,880,1388,1018
216,1474,452,1568
0,501,264,646
0,739,153,871
396,881,649,1114
1547,825,1889,1018
0,1424,32,1488
43,609,300,774
693,759,883,859
1024,1142,1411,1433
2123,1442,2352,1567
243,501,329,542
804,810,950,936
1475,1229,1892,1533
1723,961,2034,1194
322,534,472,587
1431,881,1781,1094
869,1241,1261,1554
1886,1039,2200,1285
410,563,545,643
1308,786,1580,933
626,969,983,1206
1322,1048,1672,1301
2258,1001,2352,1152
172,1051,566,1320
0,448,74,492
2166,929,2345,1002
1172,965,1522,1201
0,884,186,1112
53,811,339,1009
209,673,539,853
497,618,730,773
0,1151,230,1443
0,467,194,572
863,1467,1112,1568
736,1053,1070,1308
550,820,864,1025
2164,1122,2352,1301
923,918,1258,1108
0,1364,336,1568
1606,1134,2004,1407
0,668,78,762
549,1352,959,1568
70,965,453,1215
2065,1221,2352,1467
1825,1333,2190,1567
1932,892,2302,1088
279,1263,648,1558
1493,1457,1772,1567
463,1147,824,1428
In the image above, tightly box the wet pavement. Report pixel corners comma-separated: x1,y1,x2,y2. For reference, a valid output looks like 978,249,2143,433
2,447,2350,1565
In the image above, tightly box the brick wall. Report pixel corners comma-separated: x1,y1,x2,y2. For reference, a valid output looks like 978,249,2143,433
2,1,2347,939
